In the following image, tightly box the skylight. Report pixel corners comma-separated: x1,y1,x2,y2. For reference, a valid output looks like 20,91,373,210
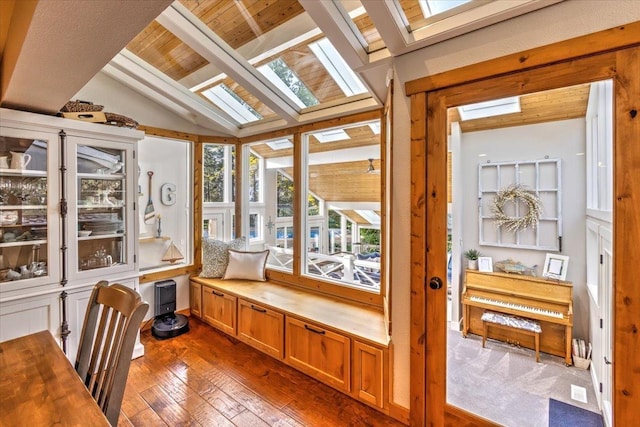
257,58,319,109
368,122,381,135
308,38,368,97
418,0,473,19
458,96,521,121
355,209,381,226
312,129,350,143
202,84,262,124
266,139,294,150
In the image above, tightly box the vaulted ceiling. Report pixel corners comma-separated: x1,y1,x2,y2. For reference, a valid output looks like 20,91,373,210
0,0,563,137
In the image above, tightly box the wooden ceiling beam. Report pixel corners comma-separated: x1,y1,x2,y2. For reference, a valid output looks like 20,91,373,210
157,2,301,124
298,0,369,70
108,51,239,134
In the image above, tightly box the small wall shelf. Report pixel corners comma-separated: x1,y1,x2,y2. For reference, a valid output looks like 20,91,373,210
139,236,170,243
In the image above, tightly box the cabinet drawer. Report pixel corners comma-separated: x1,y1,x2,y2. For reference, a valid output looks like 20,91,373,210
285,317,350,392
353,341,385,408
202,286,237,335
237,299,284,359
189,281,202,319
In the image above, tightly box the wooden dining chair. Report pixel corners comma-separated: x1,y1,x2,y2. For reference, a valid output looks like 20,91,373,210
75,280,149,426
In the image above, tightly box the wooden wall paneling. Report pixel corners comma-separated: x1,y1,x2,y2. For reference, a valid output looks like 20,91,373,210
409,92,427,427
425,90,448,426
405,21,640,95
613,46,640,427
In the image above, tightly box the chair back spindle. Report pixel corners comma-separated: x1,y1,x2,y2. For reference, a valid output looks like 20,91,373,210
75,280,148,426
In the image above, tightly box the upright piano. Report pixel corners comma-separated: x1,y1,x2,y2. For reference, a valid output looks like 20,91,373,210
462,270,573,365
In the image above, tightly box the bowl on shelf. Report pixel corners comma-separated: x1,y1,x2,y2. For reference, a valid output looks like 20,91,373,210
78,230,92,237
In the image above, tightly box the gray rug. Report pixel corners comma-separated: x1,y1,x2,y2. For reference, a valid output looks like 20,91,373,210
447,330,600,427
548,398,604,427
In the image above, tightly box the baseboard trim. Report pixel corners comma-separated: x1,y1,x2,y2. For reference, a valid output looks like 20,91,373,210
388,402,410,425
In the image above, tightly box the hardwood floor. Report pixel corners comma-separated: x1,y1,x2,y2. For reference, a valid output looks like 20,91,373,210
119,317,404,426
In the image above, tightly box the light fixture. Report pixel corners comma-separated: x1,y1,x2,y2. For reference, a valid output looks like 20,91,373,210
366,158,381,174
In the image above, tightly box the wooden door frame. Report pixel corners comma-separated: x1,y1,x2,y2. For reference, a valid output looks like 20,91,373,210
407,22,640,426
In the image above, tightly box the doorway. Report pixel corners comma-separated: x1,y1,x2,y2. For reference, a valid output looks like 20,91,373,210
445,82,610,426
407,38,640,426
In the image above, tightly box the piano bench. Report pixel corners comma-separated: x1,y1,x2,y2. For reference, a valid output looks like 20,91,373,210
481,311,542,362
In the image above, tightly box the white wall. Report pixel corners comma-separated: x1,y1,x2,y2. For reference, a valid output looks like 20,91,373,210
457,119,587,336
390,0,640,409
138,136,193,271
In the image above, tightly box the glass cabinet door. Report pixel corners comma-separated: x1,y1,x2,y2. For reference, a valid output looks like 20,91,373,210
71,141,134,279
0,131,58,291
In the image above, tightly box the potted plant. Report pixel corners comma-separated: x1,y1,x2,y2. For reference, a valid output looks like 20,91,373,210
464,249,480,270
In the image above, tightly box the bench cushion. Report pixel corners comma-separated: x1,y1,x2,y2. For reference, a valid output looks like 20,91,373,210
481,311,542,333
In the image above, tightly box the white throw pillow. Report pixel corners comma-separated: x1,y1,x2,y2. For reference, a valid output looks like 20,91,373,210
199,237,246,278
223,249,269,281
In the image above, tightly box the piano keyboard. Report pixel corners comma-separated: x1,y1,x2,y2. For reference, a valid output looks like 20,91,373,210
469,295,564,319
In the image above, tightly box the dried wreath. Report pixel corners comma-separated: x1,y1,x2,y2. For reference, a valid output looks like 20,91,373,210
491,184,542,232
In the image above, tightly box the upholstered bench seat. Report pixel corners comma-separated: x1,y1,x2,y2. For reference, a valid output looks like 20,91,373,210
481,311,542,362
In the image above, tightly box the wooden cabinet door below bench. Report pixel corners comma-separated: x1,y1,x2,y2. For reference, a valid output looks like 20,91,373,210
237,299,284,359
202,286,237,335
353,340,385,408
285,317,351,392
189,281,202,319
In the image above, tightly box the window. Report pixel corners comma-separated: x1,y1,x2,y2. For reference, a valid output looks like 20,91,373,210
239,117,384,301
203,144,235,203
277,171,294,218
258,58,319,109
302,119,381,292
243,137,294,271
202,83,263,124
202,143,236,245
248,152,261,203
138,136,193,273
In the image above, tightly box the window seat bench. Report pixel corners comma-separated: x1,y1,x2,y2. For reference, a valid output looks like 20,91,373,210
189,276,391,413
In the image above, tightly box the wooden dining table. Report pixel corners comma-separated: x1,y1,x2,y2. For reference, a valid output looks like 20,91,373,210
0,330,109,426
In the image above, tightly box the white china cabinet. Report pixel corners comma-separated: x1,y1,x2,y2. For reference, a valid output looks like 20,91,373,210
0,108,143,359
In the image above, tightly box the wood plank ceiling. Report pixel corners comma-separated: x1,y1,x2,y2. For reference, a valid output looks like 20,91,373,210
448,83,591,133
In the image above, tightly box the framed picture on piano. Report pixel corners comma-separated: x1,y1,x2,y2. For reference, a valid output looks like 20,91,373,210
478,257,493,272
543,253,570,281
